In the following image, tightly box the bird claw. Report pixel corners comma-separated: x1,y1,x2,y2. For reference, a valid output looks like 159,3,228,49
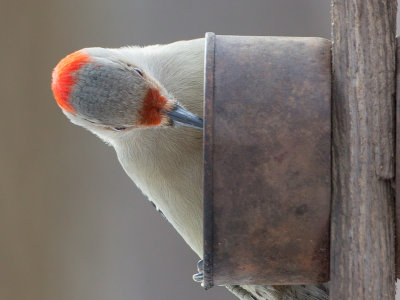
192,272,204,282
193,259,204,286
197,259,204,273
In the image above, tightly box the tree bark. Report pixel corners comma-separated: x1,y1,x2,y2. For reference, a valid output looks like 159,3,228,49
330,0,397,299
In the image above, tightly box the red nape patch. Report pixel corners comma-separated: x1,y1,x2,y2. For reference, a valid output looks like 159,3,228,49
51,50,91,113
139,89,168,126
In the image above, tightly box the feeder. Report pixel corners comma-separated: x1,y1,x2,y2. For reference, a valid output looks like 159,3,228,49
203,33,331,288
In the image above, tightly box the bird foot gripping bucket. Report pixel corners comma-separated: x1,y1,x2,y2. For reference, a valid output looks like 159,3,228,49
203,33,331,288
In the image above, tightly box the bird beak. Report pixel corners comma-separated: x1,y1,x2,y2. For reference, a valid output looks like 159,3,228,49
167,104,203,130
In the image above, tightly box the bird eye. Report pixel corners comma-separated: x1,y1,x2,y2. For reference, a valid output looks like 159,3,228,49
113,127,127,131
134,68,143,77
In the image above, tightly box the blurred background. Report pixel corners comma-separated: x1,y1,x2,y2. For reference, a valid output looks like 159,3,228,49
1,0,397,299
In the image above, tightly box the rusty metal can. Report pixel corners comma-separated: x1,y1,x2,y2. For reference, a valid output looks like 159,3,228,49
203,33,331,288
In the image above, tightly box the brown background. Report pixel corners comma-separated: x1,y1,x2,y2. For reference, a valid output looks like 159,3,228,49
1,1,396,299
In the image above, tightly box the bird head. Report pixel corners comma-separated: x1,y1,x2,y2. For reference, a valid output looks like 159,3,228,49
51,48,203,134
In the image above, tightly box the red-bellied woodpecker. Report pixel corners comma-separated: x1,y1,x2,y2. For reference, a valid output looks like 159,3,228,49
51,38,328,300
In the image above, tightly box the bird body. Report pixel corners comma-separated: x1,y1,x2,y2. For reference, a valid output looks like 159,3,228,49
51,38,328,300
115,124,204,256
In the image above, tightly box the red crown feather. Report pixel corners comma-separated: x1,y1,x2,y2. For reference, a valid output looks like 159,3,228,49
51,50,91,113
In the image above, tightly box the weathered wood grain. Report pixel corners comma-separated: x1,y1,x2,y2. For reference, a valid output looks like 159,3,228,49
331,0,397,299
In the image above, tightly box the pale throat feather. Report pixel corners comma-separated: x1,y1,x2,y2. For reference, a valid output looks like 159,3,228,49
114,127,204,256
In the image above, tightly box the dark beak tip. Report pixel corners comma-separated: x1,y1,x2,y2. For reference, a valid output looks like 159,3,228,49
167,104,203,130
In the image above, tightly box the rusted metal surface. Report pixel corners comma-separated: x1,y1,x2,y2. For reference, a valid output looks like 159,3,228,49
203,32,215,290
396,36,400,279
203,33,331,288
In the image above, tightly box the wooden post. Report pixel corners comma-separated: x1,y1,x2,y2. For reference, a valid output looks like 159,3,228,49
331,1,397,299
